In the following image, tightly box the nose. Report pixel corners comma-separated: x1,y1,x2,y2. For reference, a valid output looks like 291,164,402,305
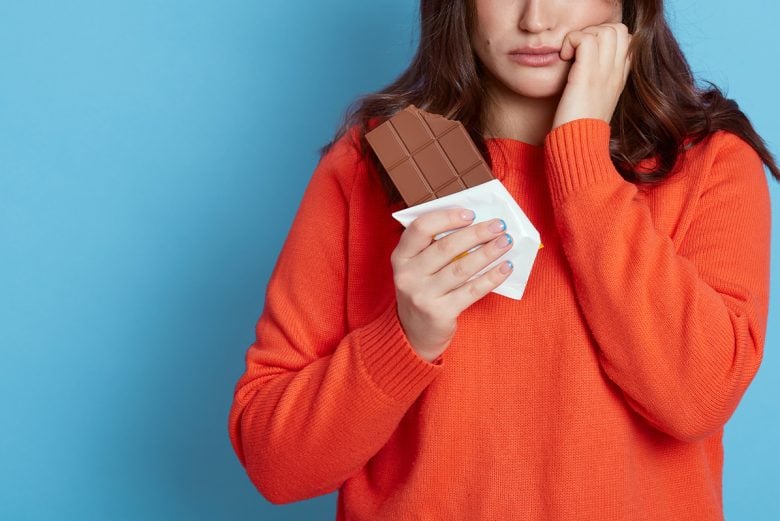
517,0,554,33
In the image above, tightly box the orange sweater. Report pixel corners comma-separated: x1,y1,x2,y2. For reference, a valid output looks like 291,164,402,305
228,118,772,520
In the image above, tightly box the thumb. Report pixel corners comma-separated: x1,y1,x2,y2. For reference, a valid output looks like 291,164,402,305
559,31,580,61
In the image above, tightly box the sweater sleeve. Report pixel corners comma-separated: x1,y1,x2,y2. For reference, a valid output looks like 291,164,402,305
227,131,445,505
543,118,772,443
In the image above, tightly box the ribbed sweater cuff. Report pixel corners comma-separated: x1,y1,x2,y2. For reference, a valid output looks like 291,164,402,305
543,118,619,208
355,300,444,404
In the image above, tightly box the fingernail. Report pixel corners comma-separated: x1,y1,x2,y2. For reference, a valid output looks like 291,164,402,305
488,218,506,233
496,233,513,248
461,209,475,221
499,260,513,274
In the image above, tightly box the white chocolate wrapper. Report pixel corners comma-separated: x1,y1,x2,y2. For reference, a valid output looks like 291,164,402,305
391,179,542,300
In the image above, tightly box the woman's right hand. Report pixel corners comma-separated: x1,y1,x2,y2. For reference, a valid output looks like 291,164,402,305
390,207,514,363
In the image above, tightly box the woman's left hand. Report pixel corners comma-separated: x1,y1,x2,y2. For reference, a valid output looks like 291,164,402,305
551,22,633,131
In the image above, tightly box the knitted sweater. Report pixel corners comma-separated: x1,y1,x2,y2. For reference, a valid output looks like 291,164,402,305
228,117,771,520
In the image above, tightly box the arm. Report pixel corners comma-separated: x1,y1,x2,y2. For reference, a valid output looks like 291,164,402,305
227,132,444,504
543,118,772,442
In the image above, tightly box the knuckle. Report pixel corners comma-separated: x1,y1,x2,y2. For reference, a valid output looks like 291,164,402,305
468,280,486,300
408,219,424,236
488,265,505,284
390,248,401,266
409,292,429,311
451,208,466,222
483,264,504,286
449,259,468,281
434,236,454,257
485,237,503,256
476,222,496,241
393,268,411,290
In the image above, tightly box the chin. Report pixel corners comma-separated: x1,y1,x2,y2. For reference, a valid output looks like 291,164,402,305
491,62,567,96
504,77,565,99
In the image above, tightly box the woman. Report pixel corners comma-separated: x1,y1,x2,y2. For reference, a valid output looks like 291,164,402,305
228,1,777,519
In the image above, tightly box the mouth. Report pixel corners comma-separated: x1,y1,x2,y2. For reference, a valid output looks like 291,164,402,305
508,45,561,55
507,51,561,67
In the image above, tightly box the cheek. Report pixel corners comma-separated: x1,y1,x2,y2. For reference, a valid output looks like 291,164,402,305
565,0,622,27
607,2,623,23
470,23,498,57
472,0,514,44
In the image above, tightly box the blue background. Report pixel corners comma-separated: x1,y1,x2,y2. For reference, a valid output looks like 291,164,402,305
1,0,777,519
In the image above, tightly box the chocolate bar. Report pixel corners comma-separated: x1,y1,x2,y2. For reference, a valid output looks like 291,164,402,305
365,104,495,207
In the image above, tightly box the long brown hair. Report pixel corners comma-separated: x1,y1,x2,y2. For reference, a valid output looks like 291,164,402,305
319,0,779,206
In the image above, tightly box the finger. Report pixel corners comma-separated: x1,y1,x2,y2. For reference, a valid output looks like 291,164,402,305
611,23,630,71
622,35,632,85
601,25,618,72
446,260,513,315
623,42,632,85
408,217,507,277
394,207,475,261
559,30,576,61
563,31,600,67
428,231,513,297
580,25,617,72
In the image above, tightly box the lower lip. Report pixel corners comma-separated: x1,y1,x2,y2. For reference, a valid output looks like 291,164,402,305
508,52,560,67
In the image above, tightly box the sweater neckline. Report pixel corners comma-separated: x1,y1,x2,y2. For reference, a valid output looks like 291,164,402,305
483,137,544,180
